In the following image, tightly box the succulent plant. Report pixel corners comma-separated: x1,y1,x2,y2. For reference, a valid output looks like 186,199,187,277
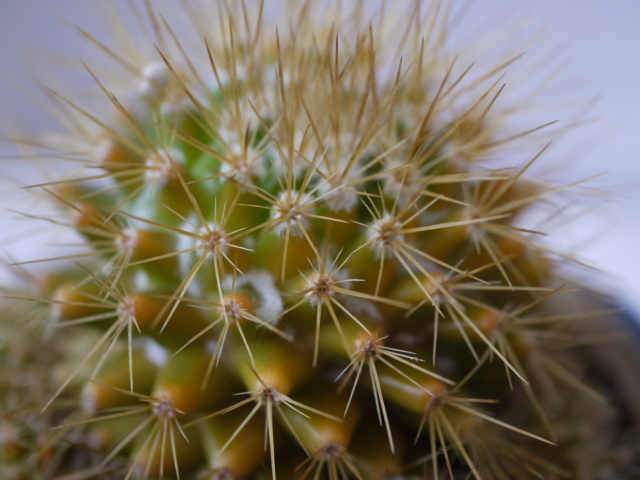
1,1,638,479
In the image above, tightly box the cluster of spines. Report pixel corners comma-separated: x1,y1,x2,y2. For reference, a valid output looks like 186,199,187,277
0,1,620,479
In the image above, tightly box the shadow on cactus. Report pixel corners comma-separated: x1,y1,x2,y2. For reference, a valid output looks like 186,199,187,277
2,1,639,479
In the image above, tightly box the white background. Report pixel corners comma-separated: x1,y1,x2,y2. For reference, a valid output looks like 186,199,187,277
0,1,638,315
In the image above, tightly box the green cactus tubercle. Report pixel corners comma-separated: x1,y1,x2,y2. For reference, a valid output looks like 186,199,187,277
1,1,633,479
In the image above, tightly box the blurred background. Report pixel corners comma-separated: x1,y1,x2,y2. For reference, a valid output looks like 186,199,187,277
1,0,638,314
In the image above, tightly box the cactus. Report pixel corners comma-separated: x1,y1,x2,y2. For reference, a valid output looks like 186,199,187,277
1,1,638,479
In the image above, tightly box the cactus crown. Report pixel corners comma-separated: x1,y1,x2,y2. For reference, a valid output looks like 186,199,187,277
1,1,635,479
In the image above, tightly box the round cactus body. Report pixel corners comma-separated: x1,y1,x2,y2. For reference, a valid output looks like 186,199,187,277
1,1,638,479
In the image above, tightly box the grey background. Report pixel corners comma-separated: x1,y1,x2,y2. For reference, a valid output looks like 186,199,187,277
1,1,639,314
